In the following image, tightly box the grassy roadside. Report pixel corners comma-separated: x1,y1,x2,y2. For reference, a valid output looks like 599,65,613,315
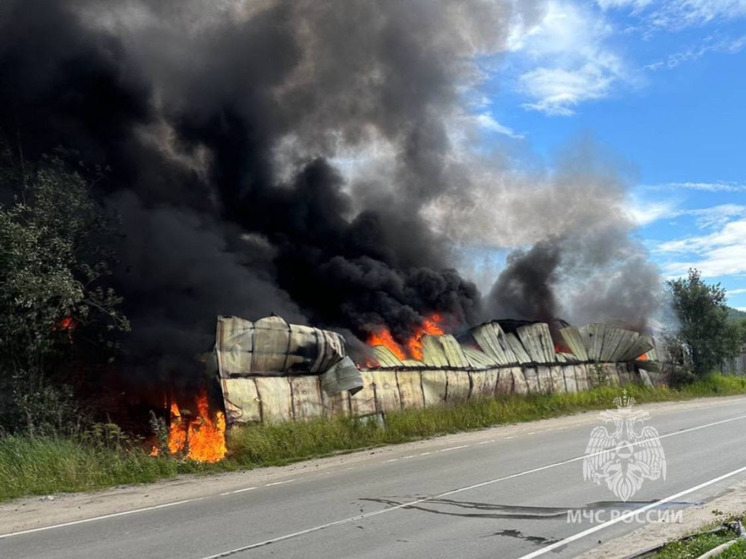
2,374,746,502
647,516,746,558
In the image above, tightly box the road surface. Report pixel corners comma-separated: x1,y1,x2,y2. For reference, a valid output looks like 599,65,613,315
2,395,746,559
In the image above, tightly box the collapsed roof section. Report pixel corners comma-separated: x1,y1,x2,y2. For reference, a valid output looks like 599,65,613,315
369,321,656,370
213,315,364,395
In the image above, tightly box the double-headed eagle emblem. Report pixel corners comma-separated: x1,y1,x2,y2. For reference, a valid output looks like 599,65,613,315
583,391,666,501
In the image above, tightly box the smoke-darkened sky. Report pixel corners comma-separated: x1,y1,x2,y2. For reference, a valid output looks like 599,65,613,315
0,0,670,372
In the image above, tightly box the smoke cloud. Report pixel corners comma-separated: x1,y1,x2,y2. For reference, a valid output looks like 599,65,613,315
0,0,661,379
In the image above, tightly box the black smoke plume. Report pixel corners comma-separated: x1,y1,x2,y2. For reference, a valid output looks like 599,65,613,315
2,0,546,374
0,0,661,391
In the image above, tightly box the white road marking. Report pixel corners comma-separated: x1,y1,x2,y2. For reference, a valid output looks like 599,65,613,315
194,413,746,558
439,444,469,452
515,464,746,559
384,458,399,463
230,487,257,494
3,412,745,544
265,479,295,487
0,498,205,540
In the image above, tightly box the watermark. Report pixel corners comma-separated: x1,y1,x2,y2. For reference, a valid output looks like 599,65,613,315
582,391,667,501
566,509,683,524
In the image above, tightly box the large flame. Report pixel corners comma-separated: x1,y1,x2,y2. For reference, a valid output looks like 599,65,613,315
185,394,227,463
367,328,406,360
167,402,187,455
157,390,227,463
366,313,444,362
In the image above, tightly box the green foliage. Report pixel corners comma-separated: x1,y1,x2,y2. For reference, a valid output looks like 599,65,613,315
667,269,742,377
726,306,746,323
2,374,744,502
652,530,738,559
0,146,128,434
719,538,746,558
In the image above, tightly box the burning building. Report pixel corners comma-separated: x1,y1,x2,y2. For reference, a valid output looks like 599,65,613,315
211,314,658,427
0,1,666,458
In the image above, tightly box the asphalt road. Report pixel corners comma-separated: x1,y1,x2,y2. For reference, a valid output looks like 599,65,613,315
3,395,746,559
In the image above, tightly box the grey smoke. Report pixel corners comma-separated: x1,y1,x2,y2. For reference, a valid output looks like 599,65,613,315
484,138,663,330
0,0,662,384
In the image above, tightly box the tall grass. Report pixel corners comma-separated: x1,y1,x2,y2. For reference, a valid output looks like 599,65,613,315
2,374,745,502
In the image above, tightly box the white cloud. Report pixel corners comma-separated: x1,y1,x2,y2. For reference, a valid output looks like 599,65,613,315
474,112,524,138
645,35,746,70
686,204,746,229
625,197,680,226
728,288,746,295
509,0,628,116
598,0,746,29
658,218,746,278
596,0,653,9
662,181,746,192
520,61,621,115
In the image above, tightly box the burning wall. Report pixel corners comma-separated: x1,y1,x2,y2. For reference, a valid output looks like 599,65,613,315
214,315,656,425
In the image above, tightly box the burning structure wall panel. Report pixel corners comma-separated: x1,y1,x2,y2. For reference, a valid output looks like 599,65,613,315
421,370,448,406
290,376,324,420
397,371,425,409
510,367,529,395
445,371,470,402
617,363,634,385
496,369,514,395
350,372,377,416
216,319,657,425
470,370,499,398
574,364,590,392
559,327,589,361
550,366,566,393
563,367,578,393
523,367,540,394
372,346,404,368
472,323,509,365
254,377,294,423
322,390,351,417
221,378,262,423
439,335,469,368
600,363,619,386
215,316,346,377
463,347,498,369
535,366,552,393
505,333,532,364
421,336,449,368
368,371,401,412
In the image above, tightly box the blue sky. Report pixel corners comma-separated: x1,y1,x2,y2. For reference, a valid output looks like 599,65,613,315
472,0,746,309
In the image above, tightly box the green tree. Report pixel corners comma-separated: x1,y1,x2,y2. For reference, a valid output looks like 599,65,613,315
0,145,128,434
668,269,741,377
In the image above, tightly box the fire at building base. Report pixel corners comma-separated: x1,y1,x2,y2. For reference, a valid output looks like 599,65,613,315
152,314,659,462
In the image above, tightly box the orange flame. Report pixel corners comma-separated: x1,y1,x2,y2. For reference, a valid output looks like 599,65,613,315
406,314,444,360
57,316,76,330
366,313,445,362
168,402,187,455
367,328,406,360
185,394,227,463
163,391,226,463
